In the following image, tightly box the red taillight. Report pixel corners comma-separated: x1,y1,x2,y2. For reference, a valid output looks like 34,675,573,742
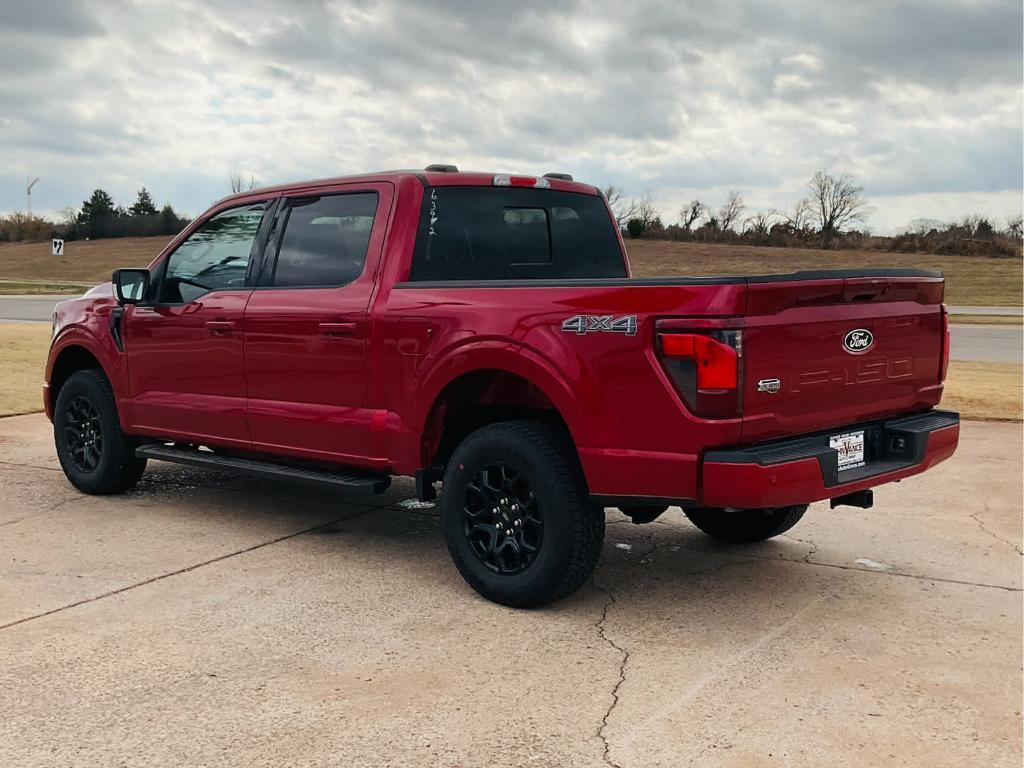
940,305,950,382
660,333,738,389
657,330,742,418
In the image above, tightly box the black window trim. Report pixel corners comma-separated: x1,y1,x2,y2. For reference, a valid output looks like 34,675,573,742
253,190,381,291
145,198,278,307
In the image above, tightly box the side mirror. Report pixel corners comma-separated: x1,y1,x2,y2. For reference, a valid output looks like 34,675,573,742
112,268,150,305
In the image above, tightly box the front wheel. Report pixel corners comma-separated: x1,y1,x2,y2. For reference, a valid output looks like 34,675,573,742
684,505,808,543
54,369,147,495
440,421,604,608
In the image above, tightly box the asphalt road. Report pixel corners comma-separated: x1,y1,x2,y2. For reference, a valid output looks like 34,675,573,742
0,413,1020,767
3,295,1020,363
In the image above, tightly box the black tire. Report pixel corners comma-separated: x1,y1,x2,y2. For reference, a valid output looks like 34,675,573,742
684,505,808,543
440,420,604,608
54,369,147,495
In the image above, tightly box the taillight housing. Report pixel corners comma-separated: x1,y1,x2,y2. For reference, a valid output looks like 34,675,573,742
940,304,950,382
657,330,742,418
493,175,550,188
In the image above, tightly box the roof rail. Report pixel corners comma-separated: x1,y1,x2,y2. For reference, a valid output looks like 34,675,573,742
542,172,573,181
424,164,459,172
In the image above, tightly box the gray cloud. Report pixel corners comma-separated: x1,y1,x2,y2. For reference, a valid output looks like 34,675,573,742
0,0,1020,232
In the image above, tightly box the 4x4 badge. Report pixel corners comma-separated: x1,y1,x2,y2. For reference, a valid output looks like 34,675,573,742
562,315,637,336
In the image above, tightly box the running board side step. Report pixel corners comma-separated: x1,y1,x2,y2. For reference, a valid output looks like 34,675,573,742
135,444,391,496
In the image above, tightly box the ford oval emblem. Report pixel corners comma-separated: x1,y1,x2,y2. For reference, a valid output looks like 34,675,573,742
843,328,874,354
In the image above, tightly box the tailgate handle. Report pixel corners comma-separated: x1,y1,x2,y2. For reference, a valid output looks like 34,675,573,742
842,281,887,302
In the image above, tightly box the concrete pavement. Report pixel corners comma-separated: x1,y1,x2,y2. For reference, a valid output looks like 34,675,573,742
949,324,1023,363
0,294,68,322
0,413,1020,767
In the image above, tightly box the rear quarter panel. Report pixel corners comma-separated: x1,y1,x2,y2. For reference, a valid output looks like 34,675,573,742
373,281,748,499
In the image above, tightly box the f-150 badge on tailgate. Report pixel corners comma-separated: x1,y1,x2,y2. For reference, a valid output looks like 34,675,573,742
562,315,638,336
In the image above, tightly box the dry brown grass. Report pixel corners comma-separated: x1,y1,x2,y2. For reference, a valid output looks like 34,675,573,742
627,240,1024,307
1,236,1021,307
942,360,1023,422
948,315,1022,326
0,236,172,285
0,323,51,417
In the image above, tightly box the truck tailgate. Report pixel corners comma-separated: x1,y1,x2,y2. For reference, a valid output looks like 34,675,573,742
740,273,947,442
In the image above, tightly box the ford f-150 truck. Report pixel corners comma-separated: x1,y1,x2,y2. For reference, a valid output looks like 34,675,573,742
45,166,959,606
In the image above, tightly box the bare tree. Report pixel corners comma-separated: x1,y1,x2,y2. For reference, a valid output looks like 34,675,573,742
680,199,705,231
807,171,867,244
1005,214,1023,240
634,191,660,229
229,172,261,194
782,198,813,231
602,185,639,229
717,190,745,232
743,209,778,237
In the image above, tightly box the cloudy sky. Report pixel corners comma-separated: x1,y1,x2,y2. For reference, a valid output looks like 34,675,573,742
1,0,1021,233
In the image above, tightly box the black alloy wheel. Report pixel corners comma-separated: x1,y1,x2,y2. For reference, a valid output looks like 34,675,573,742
463,462,544,574
64,395,104,472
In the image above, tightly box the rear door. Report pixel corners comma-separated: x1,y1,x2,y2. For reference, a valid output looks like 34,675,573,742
739,273,946,442
243,182,393,465
126,200,275,446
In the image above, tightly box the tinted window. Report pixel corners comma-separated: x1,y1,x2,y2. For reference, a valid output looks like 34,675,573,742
270,193,378,287
409,187,626,281
159,203,266,303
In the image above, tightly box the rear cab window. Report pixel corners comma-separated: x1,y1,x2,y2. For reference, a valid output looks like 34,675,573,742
409,187,626,281
265,192,379,288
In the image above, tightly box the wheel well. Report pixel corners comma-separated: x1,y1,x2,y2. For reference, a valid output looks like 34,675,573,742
422,370,572,474
49,346,103,410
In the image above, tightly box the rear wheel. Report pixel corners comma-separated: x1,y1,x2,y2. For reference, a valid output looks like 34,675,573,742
54,369,147,495
440,421,604,607
684,505,807,543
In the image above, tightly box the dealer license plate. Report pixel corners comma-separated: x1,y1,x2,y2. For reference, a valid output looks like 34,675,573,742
830,430,865,471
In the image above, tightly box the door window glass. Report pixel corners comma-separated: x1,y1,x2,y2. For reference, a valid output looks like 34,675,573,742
271,193,378,287
159,203,266,303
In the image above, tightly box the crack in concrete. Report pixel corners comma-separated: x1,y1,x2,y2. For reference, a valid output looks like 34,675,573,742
592,582,628,768
971,498,1023,556
782,532,819,563
0,459,60,472
0,495,80,527
0,506,376,633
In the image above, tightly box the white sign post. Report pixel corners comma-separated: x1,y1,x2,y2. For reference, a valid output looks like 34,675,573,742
52,238,64,256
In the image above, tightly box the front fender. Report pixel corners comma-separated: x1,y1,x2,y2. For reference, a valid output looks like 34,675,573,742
45,300,128,424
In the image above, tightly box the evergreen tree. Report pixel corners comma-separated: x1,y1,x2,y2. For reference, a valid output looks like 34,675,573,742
77,189,116,224
129,187,158,216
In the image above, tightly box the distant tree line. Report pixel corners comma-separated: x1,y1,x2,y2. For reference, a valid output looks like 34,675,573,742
606,170,1023,258
0,187,190,243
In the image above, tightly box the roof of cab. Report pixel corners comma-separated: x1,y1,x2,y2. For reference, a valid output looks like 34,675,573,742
215,169,601,207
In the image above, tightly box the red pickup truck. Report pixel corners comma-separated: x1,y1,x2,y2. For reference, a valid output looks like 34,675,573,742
45,166,959,606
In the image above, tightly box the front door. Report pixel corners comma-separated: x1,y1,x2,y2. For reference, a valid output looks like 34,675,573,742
243,183,392,466
125,199,275,447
